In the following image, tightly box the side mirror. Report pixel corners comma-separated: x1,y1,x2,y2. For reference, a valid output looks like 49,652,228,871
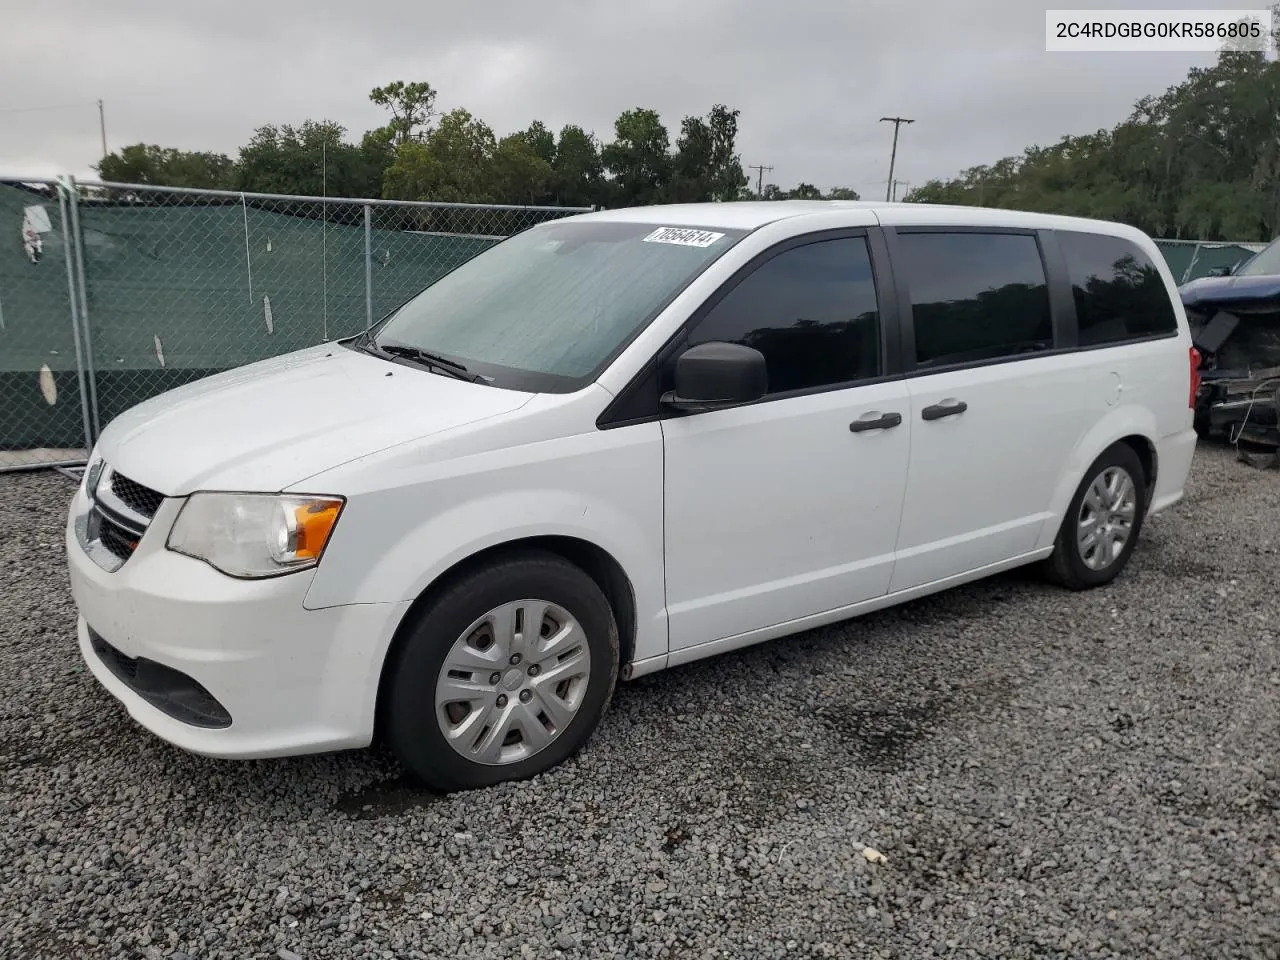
661,341,768,413
1206,265,1233,278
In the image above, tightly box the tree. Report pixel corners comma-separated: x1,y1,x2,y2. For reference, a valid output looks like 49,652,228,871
519,121,557,167
903,18,1280,241
369,81,438,146
704,105,748,202
382,108,496,202
602,108,671,207
358,127,397,199
236,120,379,197
492,134,552,204
96,144,235,189
552,125,606,208
666,104,748,203
379,142,444,203
668,114,715,202
827,186,860,200
787,183,823,200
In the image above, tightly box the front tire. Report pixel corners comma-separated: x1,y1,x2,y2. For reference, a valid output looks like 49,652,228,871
384,550,619,792
1043,443,1147,591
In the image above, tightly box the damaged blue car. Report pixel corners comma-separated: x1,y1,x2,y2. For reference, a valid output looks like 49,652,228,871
1180,236,1280,464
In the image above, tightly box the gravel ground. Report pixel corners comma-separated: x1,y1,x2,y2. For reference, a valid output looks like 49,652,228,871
1,441,1278,960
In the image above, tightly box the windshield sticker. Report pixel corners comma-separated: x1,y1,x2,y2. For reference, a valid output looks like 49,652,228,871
642,227,725,248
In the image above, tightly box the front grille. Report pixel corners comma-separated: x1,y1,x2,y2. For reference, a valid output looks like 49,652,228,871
89,628,232,729
78,461,163,572
96,511,140,562
106,472,163,519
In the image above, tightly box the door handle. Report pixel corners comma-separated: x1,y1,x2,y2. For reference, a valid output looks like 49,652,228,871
921,399,968,421
849,411,903,433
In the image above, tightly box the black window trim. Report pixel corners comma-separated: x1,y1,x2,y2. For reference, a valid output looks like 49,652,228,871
596,226,899,430
884,225,1073,377
597,222,1186,430
1048,227,1182,353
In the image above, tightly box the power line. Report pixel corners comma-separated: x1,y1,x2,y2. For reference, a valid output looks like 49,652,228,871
747,163,773,200
0,101,99,116
879,116,914,202
1,98,108,158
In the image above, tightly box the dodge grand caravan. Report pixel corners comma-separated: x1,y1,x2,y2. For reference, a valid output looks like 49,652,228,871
66,201,1199,791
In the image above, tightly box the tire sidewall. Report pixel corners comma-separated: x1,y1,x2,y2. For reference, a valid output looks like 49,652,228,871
387,555,619,791
1058,444,1148,587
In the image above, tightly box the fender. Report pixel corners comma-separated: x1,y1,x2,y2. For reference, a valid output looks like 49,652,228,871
300,423,668,643
337,491,663,652
305,488,668,743
1034,404,1159,552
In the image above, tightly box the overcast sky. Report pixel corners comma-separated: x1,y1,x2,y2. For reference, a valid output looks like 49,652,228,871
0,0,1259,199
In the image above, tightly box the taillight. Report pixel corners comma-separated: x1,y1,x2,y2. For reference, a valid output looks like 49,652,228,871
1188,346,1202,408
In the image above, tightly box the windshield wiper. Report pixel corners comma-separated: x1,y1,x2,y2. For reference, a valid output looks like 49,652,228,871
367,341,484,383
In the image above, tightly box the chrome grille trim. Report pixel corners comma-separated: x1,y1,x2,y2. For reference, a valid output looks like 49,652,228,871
75,461,165,573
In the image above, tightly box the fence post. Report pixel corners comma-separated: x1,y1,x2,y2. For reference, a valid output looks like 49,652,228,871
62,175,101,443
1183,242,1202,285
364,203,373,329
56,181,94,460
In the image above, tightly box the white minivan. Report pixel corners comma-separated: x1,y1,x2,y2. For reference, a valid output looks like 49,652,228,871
65,201,1200,791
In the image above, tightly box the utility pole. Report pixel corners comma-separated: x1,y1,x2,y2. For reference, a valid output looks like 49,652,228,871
879,116,913,201
747,163,773,200
98,99,107,159
892,179,910,201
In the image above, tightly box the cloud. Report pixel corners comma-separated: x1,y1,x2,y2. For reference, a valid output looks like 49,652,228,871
0,0,1241,196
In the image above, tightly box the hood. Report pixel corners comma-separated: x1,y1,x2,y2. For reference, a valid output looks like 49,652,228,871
95,343,534,495
1179,274,1280,310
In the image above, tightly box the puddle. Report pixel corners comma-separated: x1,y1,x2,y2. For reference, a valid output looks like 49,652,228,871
820,700,949,770
334,776,439,820
821,676,1014,771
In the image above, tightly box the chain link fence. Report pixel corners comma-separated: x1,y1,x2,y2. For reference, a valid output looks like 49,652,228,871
0,176,590,471
1152,237,1267,285
1,178,94,471
1,176,1273,472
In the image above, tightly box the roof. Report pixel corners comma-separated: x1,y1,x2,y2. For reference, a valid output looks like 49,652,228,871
572,199,1150,238
571,201,849,230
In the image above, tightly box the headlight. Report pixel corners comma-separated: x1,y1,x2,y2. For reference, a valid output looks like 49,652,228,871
166,493,345,579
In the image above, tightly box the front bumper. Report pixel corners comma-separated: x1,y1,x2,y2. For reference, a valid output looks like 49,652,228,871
65,484,410,759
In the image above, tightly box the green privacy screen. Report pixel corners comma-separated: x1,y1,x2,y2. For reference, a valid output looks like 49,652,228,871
0,179,1272,457
0,183,86,455
1,182,500,452
74,198,498,434
1152,239,1264,285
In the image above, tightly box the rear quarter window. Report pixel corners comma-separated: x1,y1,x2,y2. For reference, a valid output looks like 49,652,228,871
1057,231,1178,346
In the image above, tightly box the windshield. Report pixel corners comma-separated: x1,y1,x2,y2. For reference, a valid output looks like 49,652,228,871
368,219,747,391
1235,236,1280,277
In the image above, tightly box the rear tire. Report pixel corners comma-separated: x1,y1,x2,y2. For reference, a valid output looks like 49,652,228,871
384,550,619,792
1042,443,1147,591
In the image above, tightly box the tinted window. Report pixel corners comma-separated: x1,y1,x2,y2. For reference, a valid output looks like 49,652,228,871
1058,231,1178,345
896,232,1053,367
688,237,880,394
